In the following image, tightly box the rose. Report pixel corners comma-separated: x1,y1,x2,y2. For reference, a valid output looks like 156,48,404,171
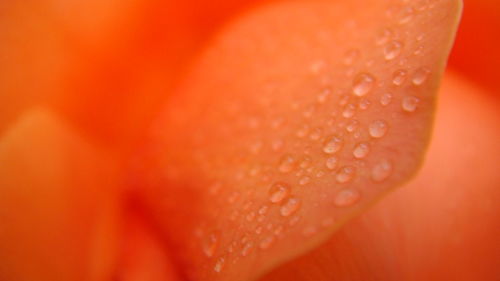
0,0,498,281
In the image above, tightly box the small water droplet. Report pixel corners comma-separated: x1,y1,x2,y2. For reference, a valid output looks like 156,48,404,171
343,49,361,65
323,135,344,154
352,73,376,96
202,234,218,257
334,188,361,207
402,96,420,112
412,67,430,85
280,197,301,217
274,225,284,236
342,104,356,118
380,93,393,106
317,88,331,104
278,154,296,173
309,128,322,141
376,28,393,45
259,236,275,250
214,257,225,273
346,119,359,133
392,69,408,86
336,166,356,183
269,182,291,203
359,99,371,110
325,156,339,170
246,212,256,222
258,205,269,215
398,6,415,24
289,216,301,226
310,60,326,74
241,242,253,257
299,176,311,186
255,226,263,235
414,46,424,56
296,125,310,138
384,41,403,60
369,120,389,138
353,142,370,159
371,159,393,182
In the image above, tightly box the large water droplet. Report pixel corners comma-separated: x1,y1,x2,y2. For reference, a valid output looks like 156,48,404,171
323,135,344,154
278,154,296,173
353,142,370,159
384,41,403,60
269,182,291,203
392,69,408,86
336,166,356,183
352,73,376,96
369,120,389,138
402,96,420,112
412,67,430,85
280,197,301,217
334,188,361,207
371,159,393,182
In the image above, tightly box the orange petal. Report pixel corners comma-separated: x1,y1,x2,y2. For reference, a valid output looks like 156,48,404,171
260,71,500,281
0,108,121,281
137,1,462,280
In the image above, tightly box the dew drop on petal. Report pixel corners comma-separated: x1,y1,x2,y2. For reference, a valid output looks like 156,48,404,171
412,67,430,85
369,120,389,138
392,69,408,86
384,41,403,60
269,182,291,204
241,242,253,257
353,142,370,159
343,49,361,65
371,159,393,182
325,156,339,170
280,197,301,217
323,135,344,154
214,257,225,273
334,188,361,207
352,73,376,96
336,166,356,183
278,154,296,173
259,236,275,250
402,96,420,112
380,93,392,106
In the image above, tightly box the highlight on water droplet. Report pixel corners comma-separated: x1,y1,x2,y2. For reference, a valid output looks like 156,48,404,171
352,73,376,97
269,182,291,204
280,197,301,217
342,104,356,118
359,98,371,110
278,154,296,173
214,257,225,273
371,159,393,182
380,93,393,106
323,135,344,154
392,69,408,86
412,67,430,85
202,234,218,258
336,166,356,183
241,242,253,257
369,120,389,138
325,156,339,170
384,41,403,60
353,142,370,159
258,205,269,215
334,188,361,207
299,176,311,186
397,6,415,24
402,96,420,112
375,28,393,46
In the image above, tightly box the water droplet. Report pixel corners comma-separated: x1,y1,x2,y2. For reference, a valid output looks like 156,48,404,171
317,88,331,104
289,216,301,226
278,155,296,173
376,28,393,45
296,125,310,138
353,142,370,159
352,73,376,96
274,225,284,236
342,104,356,118
336,166,356,183
269,182,291,203
214,257,225,273
414,46,424,56
246,212,256,222
299,176,311,186
334,188,361,207
303,105,316,118
392,69,408,86
323,135,344,154
258,205,269,215
309,128,322,141
412,67,430,85
302,226,318,237
359,99,371,110
255,226,263,234
402,96,420,112
398,7,415,24
346,119,359,133
369,120,389,138
280,197,301,217
380,93,392,106
325,156,338,170
384,41,403,60
241,242,253,257
343,49,361,65
371,159,393,182
202,234,218,257
259,236,275,250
